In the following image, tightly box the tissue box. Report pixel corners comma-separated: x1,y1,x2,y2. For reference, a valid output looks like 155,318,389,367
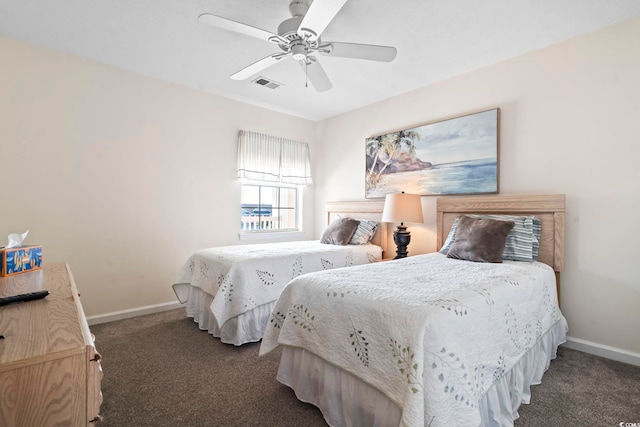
0,245,43,277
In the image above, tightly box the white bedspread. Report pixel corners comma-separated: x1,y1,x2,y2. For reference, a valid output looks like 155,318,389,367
260,253,567,427
172,240,381,328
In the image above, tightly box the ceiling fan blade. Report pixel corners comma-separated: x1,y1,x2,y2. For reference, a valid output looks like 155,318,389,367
323,42,397,62
299,57,332,92
231,53,289,80
199,13,278,43
298,0,348,39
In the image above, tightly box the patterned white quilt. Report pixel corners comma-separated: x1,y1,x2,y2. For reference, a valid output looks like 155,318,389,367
172,240,382,328
260,252,567,427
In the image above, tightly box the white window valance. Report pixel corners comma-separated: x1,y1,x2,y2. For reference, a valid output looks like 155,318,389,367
237,130,312,185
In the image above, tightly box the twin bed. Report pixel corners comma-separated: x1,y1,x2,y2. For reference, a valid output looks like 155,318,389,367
172,201,388,345
173,194,567,426
260,194,567,427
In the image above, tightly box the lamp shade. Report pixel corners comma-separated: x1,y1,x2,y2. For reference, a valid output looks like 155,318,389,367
381,192,424,224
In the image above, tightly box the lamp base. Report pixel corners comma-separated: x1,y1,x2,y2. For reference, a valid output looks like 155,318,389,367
393,223,411,259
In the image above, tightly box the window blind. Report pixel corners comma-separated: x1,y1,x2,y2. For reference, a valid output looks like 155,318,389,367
237,130,312,185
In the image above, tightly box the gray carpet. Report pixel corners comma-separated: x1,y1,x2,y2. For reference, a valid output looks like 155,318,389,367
90,309,640,426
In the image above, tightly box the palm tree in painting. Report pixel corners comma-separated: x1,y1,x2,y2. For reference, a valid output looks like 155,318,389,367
366,129,419,188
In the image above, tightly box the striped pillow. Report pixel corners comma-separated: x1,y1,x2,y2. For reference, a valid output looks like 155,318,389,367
349,219,379,245
531,217,541,260
440,214,541,262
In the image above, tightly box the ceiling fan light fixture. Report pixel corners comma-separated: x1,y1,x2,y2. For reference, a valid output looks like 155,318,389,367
291,42,308,60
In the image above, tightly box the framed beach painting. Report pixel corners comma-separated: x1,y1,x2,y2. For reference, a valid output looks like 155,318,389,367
365,108,499,198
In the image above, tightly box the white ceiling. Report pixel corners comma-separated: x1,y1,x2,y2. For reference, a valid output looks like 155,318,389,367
1,0,639,121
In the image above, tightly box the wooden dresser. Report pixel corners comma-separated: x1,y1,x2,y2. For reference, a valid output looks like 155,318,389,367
0,263,102,426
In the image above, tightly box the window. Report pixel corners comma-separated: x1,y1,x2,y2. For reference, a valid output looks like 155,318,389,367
240,183,299,231
237,130,311,238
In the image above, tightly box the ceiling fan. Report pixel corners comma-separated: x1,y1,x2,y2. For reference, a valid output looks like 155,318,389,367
198,0,397,92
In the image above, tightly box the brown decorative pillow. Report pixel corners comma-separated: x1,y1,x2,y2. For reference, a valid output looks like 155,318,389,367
446,216,515,263
320,218,360,245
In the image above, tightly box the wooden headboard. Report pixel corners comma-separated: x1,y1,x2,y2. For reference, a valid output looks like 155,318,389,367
325,201,388,258
436,194,566,273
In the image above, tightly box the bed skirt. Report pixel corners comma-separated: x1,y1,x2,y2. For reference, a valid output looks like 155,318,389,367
276,318,568,427
181,285,275,346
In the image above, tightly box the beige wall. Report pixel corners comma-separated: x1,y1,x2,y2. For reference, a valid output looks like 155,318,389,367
315,17,640,355
0,37,316,316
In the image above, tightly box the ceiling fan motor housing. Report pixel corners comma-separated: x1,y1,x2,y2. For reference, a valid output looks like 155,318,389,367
277,2,318,60
279,0,312,42
278,16,303,40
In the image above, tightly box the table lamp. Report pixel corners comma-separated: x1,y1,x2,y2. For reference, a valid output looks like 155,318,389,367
381,192,424,259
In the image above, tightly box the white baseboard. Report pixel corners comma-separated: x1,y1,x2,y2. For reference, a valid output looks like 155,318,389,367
563,336,640,367
86,301,183,326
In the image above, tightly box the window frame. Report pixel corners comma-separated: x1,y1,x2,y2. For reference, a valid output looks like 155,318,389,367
239,180,304,241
